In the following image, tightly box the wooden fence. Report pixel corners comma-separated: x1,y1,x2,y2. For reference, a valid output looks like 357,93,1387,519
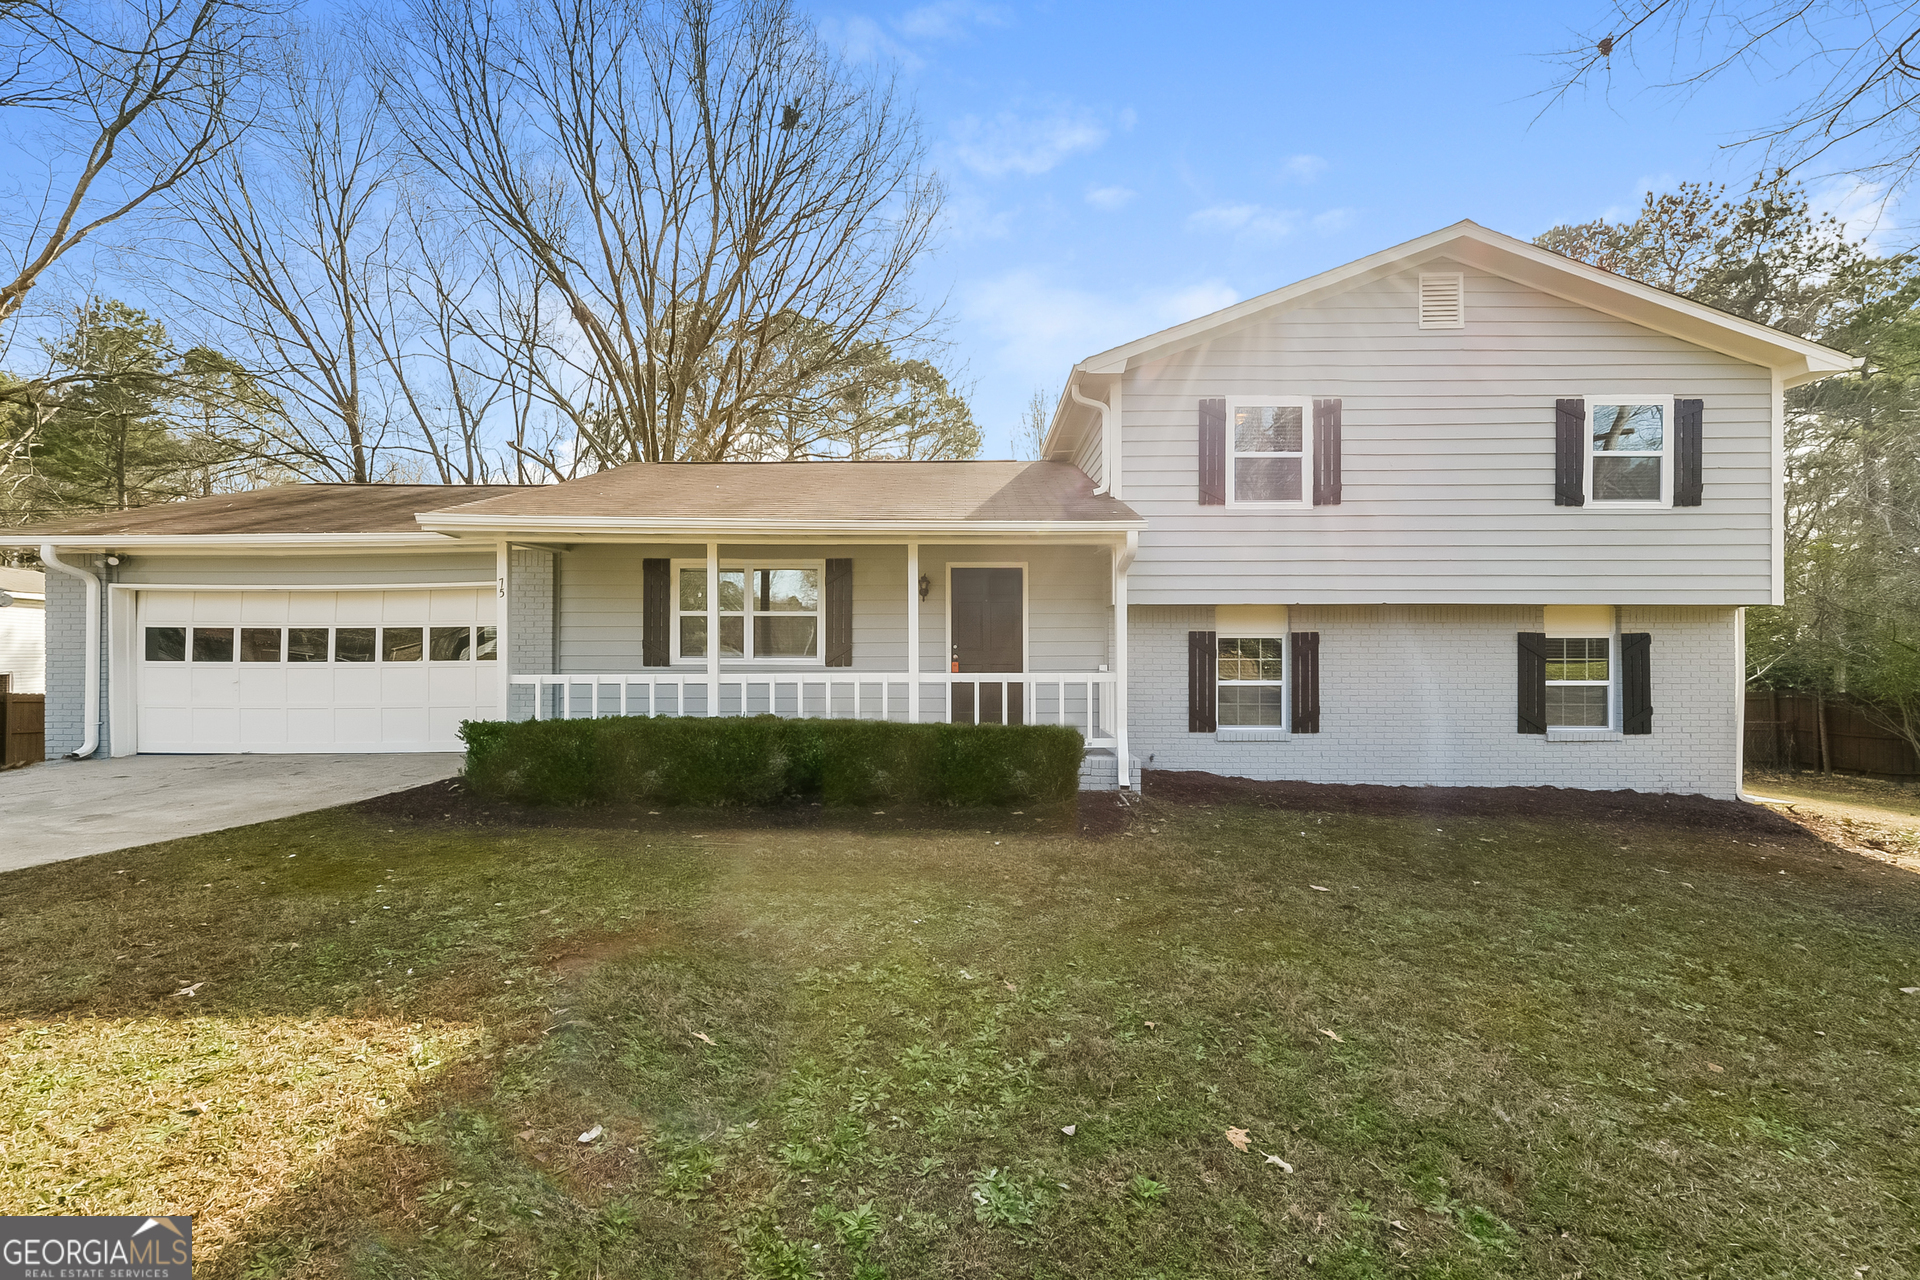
1744,688,1920,777
0,673,44,769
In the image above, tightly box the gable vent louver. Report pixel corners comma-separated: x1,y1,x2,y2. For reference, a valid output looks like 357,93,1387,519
1418,272,1464,329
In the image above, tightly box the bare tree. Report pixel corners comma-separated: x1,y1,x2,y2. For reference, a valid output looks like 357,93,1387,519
1543,2,1920,192
0,0,281,337
1016,386,1054,460
375,0,947,467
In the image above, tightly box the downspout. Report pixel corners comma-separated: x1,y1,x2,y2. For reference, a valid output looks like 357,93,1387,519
41,543,100,759
1069,383,1112,495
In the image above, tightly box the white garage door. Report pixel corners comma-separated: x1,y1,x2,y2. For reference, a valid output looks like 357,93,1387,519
135,588,498,752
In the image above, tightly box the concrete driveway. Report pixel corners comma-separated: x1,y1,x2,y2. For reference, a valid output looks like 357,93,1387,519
0,753,464,873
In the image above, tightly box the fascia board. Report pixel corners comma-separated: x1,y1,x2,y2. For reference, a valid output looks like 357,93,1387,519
0,532,470,552
1067,219,1856,381
1039,372,1115,459
419,514,1147,540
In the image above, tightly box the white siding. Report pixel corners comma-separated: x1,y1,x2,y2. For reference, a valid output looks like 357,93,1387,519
117,552,495,586
0,598,44,693
1120,261,1775,605
1130,603,1742,798
553,542,1112,676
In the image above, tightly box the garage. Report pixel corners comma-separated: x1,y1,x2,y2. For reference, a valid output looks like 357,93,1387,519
133,587,498,752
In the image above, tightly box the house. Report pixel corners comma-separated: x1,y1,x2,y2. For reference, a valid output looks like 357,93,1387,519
3,221,1853,799
0,567,46,694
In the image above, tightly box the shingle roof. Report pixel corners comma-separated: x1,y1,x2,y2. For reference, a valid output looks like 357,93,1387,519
423,460,1141,529
5,484,524,539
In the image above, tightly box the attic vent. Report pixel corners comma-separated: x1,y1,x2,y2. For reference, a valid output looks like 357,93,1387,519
1418,272,1464,329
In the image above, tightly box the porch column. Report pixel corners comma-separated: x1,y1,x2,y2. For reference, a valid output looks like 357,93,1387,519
496,540,512,719
706,541,720,716
905,541,919,722
1113,538,1131,789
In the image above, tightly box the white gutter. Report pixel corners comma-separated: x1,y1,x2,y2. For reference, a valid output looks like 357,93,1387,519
1068,383,1113,495
40,543,100,759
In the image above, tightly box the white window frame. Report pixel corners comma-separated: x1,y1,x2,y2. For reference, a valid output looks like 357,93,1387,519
670,557,826,665
1583,393,1674,509
1224,396,1313,508
1543,607,1620,733
1215,616,1289,737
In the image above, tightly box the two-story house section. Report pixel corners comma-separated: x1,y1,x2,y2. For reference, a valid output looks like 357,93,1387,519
1042,220,1853,799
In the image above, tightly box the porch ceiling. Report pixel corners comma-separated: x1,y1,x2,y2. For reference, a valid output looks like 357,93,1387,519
417,460,1144,542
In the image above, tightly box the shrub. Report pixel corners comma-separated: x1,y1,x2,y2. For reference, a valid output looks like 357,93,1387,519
457,715,1085,808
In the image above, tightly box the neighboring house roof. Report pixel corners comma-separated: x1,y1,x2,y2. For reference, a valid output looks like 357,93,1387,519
417,461,1144,539
2,484,524,550
0,566,44,600
1045,218,1858,455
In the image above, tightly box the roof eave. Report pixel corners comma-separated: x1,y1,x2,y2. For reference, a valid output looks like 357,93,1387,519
418,514,1147,540
0,532,467,551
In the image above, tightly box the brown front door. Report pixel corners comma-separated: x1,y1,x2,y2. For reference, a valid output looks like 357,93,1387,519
949,567,1023,725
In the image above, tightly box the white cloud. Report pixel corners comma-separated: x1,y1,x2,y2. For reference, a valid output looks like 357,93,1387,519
1811,177,1902,254
1279,154,1327,183
951,108,1109,177
962,269,1240,386
1310,207,1355,234
941,190,1018,243
1085,185,1136,211
820,14,922,67
895,0,1009,40
1187,202,1299,241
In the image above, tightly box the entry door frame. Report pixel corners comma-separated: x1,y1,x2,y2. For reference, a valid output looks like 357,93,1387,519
943,561,1030,676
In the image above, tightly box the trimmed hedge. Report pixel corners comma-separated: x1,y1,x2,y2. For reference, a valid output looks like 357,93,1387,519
458,715,1086,808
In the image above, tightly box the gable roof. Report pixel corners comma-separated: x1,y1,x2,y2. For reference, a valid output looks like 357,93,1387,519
419,460,1142,538
1045,219,1857,453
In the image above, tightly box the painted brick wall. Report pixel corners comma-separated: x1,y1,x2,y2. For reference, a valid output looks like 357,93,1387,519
508,547,554,720
1130,603,1742,798
42,562,111,756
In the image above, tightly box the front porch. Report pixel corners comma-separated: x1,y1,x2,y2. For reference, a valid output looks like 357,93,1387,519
495,538,1137,787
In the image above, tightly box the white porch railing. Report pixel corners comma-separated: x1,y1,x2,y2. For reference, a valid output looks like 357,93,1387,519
509,671,1118,745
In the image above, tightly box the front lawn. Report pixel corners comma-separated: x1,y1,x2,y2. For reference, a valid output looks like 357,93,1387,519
2,781,1916,1279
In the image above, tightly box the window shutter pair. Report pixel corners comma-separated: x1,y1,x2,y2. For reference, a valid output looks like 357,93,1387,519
1197,399,1343,505
1553,399,1703,506
1515,630,1652,734
1186,629,1320,733
644,556,854,666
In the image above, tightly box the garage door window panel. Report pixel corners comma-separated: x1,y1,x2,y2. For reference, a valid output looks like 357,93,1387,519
288,628,329,662
336,628,375,662
430,626,472,661
241,628,283,662
192,628,234,662
145,627,186,661
476,626,497,660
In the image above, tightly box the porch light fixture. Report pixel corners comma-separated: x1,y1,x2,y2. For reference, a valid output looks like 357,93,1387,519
918,572,931,601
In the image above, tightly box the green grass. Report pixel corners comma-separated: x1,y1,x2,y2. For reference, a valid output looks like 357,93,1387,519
2,795,1917,1279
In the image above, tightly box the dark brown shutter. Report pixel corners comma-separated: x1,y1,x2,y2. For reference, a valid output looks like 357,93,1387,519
1554,399,1586,507
1289,631,1321,733
1517,631,1547,733
1312,400,1342,506
1198,398,1226,505
642,557,671,667
1188,630,1217,732
1674,399,1703,506
1622,631,1652,734
825,558,853,667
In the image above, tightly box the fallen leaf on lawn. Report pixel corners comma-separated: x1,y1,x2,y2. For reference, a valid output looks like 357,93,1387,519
1224,1127,1251,1151
578,1124,603,1144
173,982,205,998
183,1100,212,1115
1144,1021,1157,1029
1901,987,1919,994
691,1031,716,1046
1309,885,1330,892
1003,981,1016,992
1390,1220,1407,1231
517,1128,535,1141
1262,1152,1293,1172
1061,1124,1076,1136
1707,1063,1725,1073
1320,1029,1343,1042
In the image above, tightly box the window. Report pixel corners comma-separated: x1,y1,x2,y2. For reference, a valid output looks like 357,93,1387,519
1586,396,1672,504
430,626,472,661
674,561,822,661
1217,636,1286,727
143,624,491,664
1418,272,1464,328
335,628,376,662
192,628,234,663
240,628,282,662
1545,637,1610,727
144,627,186,661
1228,400,1309,504
288,628,330,662
476,626,498,660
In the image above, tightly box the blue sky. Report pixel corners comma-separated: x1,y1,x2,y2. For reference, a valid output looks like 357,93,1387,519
820,0,1898,456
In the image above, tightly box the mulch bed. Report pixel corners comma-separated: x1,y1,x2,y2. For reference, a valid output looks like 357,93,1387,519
353,770,1803,841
